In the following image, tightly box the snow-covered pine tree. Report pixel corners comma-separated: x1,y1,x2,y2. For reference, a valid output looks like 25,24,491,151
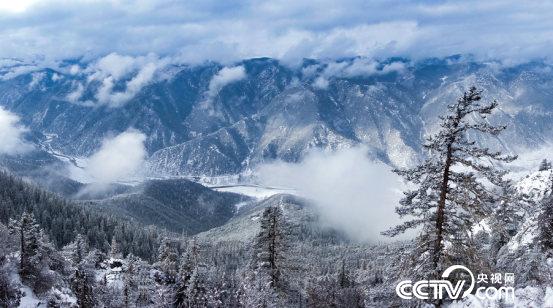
134,258,156,307
63,234,89,266
156,237,179,284
489,180,529,261
9,212,44,285
122,254,139,307
244,205,290,307
186,265,208,307
109,237,123,259
174,240,196,307
383,87,516,279
0,222,22,307
539,159,552,171
71,265,96,308
538,185,553,256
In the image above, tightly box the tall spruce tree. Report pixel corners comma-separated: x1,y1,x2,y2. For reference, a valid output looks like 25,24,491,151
244,205,290,307
539,159,552,171
72,265,96,308
9,212,43,284
538,185,553,255
174,240,197,307
383,87,516,278
156,237,179,284
488,180,530,261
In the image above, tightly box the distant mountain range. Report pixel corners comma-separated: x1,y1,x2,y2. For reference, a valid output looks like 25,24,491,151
1,56,553,177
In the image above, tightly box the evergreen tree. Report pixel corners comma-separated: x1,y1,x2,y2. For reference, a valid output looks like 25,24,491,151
122,254,139,307
109,237,123,259
244,205,290,307
538,187,553,255
9,212,45,285
63,234,89,266
383,87,516,279
134,258,156,306
539,159,552,171
71,265,96,308
0,223,22,307
489,180,528,261
157,237,179,284
186,265,209,307
174,241,196,307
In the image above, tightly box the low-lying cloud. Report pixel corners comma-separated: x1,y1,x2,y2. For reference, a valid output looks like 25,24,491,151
256,146,411,242
66,53,168,107
309,58,406,89
84,130,146,183
0,107,33,155
207,66,247,99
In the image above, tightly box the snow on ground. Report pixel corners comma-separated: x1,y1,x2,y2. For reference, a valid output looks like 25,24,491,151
515,169,553,201
446,286,553,307
19,284,44,307
11,273,45,308
211,184,296,200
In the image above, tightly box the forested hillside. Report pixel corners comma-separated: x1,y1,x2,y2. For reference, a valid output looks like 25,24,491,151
0,171,164,261
82,179,248,234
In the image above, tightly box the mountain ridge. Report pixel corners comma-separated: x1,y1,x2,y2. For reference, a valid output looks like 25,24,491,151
2,56,553,176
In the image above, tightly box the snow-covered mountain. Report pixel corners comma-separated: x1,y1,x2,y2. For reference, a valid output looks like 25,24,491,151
2,56,553,177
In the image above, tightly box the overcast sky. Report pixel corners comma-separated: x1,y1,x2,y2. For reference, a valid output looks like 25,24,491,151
1,0,552,65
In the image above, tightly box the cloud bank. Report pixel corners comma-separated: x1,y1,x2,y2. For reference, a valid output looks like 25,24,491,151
207,66,247,98
66,53,168,107
84,130,147,183
0,107,33,155
256,146,411,242
0,1,552,65
308,58,406,89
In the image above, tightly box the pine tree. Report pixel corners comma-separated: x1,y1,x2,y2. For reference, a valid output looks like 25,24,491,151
122,254,139,307
72,265,96,308
63,234,89,266
9,212,45,285
244,205,290,307
186,265,208,307
489,180,528,261
174,241,196,307
539,159,552,171
109,237,123,259
383,87,516,278
134,258,156,306
0,223,22,307
157,237,179,284
538,187,553,255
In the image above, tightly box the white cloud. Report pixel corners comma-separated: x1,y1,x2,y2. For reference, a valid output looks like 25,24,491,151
309,58,407,88
0,107,33,155
256,146,412,242
28,71,45,89
84,130,146,183
312,76,329,89
66,53,168,107
91,53,137,80
66,82,84,102
207,66,246,98
0,65,40,81
0,0,551,65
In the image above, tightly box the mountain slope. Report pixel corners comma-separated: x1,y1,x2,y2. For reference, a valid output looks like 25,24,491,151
0,171,163,261
2,57,553,176
82,178,248,234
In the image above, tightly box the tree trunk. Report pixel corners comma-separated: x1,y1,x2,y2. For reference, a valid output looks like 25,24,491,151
434,142,452,271
434,137,455,308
